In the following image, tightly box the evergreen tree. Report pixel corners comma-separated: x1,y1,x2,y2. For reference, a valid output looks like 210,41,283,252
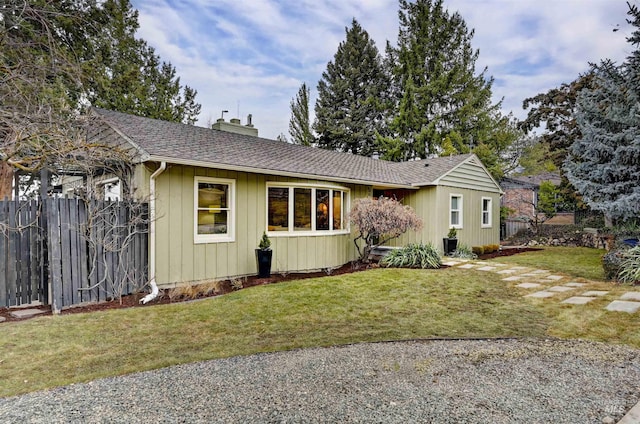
564,4,640,223
0,0,201,197
382,0,505,161
314,19,387,156
520,74,594,168
288,82,314,146
87,0,201,124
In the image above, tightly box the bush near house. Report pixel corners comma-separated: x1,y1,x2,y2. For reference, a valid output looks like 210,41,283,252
380,243,441,269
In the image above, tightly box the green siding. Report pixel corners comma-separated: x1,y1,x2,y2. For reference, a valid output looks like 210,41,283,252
152,165,366,287
438,160,501,193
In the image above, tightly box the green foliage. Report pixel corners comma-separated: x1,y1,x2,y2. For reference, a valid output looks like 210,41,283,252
314,19,387,156
380,243,441,269
258,232,271,250
564,4,640,223
602,250,626,281
517,137,558,175
537,181,562,219
619,246,640,284
447,227,457,239
289,82,314,146
449,244,477,259
519,74,593,168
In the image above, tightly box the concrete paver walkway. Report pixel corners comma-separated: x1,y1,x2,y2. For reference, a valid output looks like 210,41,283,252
446,258,640,315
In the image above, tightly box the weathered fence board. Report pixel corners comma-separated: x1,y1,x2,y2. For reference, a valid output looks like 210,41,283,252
0,200,43,307
1,198,148,311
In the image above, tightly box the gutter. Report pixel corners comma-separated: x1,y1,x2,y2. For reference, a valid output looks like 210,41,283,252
140,161,167,304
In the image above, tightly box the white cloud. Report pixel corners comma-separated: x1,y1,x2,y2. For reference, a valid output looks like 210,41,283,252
130,0,632,139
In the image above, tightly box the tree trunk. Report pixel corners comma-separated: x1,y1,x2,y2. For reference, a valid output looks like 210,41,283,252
0,162,13,200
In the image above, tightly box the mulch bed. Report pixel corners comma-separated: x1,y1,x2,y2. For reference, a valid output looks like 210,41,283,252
0,248,539,323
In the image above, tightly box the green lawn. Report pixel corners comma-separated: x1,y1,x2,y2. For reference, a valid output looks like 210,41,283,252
489,246,607,281
0,246,637,398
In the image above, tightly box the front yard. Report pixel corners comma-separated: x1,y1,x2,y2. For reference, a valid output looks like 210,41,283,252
0,246,637,398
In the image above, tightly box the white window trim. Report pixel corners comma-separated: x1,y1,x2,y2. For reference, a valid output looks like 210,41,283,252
194,176,235,244
266,182,350,237
481,196,492,228
449,193,463,229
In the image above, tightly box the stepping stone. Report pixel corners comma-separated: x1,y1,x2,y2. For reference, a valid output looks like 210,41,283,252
525,291,556,298
502,276,523,281
9,309,45,319
516,282,541,289
530,269,550,274
510,266,529,270
497,269,517,274
548,286,575,293
562,296,597,305
543,275,564,281
457,264,476,269
520,273,541,277
621,292,640,301
442,261,461,266
582,291,609,297
605,300,640,313
476,266,496,271
564,282,586,288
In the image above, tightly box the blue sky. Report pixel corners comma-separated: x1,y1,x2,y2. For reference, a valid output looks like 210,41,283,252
131,0,633,139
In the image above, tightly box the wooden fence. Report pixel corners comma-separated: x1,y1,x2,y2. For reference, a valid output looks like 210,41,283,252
0,198,148,312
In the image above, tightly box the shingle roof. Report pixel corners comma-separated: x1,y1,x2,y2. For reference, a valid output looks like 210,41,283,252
93,108,476,187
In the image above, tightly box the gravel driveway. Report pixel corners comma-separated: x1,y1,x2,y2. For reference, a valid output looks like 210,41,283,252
1,338,639,423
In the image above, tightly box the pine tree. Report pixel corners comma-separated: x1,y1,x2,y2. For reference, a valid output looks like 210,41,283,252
314,19,387,156
564,4,640,223
87,0,201,124
288,83,314,146
383,0,510,164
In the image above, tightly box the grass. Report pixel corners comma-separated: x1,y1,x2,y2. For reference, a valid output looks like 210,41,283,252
489,246,607,281
0,246,637,398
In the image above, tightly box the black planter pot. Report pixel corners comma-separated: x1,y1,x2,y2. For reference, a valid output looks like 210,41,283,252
443,238,458,255
256,249,273,278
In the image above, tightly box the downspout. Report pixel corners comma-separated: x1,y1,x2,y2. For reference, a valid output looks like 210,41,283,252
140,161,167,304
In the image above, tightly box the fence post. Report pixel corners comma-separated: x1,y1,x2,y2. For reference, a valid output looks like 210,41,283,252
39,169,50,306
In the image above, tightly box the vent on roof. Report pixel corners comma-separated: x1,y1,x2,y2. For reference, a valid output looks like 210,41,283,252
211,114,258,137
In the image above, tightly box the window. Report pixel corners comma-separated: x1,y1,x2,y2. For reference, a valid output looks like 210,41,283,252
194,177,235,243
450,194,463,229
267,184,348,235
481,197,492,228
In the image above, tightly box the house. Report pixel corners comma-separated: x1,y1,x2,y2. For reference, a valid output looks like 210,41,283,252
91,108,502,288
500,172,570,237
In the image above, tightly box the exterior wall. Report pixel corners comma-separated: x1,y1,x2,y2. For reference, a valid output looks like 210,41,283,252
501,187,536,219
391,159,501,252
151,164,369,287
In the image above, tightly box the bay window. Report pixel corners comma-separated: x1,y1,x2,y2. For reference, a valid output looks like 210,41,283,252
267,184,348,235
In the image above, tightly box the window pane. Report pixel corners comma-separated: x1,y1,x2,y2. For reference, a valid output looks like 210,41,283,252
198,183,228,209
451,196,459,210
451,211,460,226
333,191,342,230
197,210,228,235
316,189,329,230
268,187,289,231
294,188,311,231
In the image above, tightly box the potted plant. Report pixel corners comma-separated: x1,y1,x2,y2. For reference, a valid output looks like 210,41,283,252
443,227,458,255
255,232,273,278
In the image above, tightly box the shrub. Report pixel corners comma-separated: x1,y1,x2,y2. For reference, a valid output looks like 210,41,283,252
602,250,625,281
349,197,423,262
449,244,477,259
472,246,484,255
380,243,441,269
619,246,640,284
